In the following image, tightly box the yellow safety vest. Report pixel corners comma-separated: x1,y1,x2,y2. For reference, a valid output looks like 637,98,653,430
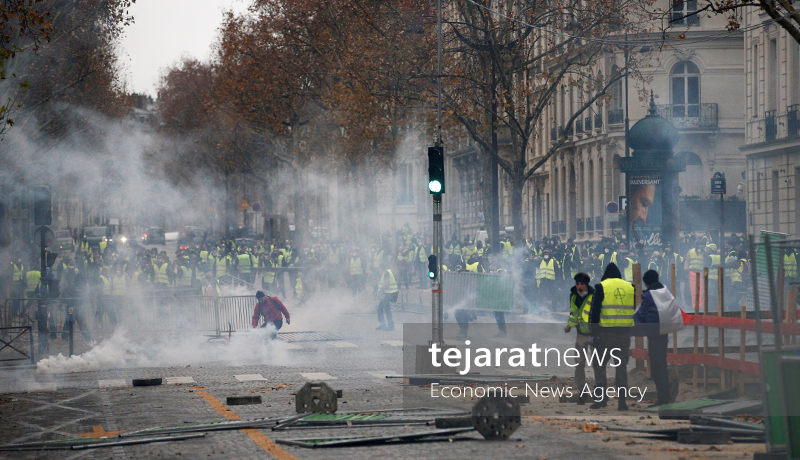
12,263,24,282
465,261,484,273
417,246,428,263
784,253,798,278
568,292,594,334
600,252,618,266
537,259,556,280
295,277,303,298
350,257,363,275
623,257,634,282
130,269,143,287
177,266,193,286
26,271,41,292
112,274,127,295
99,240,107,254
380,269,399,294
709,254,721,280
373,249,385,267
261,259,276,283
200,250,209,263
237,254,253,274
688,249,704,271
726,256,744,283
99,275,112,295
214,256,227,277
154,263,169,285
599,278,635,327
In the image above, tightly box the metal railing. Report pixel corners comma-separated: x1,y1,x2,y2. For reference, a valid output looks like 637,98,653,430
575,118,583,134
584,115,592,131
608,109,624,125
656,103,718,129
585,216,594,231
594,112,603,129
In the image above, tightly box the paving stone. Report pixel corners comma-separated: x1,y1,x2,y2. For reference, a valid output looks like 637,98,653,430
164,376,195,385
234,374,267,382
300,372,337,380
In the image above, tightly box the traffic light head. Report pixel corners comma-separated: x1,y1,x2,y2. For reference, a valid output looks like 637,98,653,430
427,146,445,194
427,254,438,280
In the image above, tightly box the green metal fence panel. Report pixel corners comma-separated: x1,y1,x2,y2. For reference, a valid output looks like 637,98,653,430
781,357,800,459
476,275,515,312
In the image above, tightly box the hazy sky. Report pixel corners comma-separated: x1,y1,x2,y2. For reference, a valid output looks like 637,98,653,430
119,0,250,97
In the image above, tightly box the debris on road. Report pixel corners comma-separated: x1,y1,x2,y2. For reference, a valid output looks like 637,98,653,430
227,395,262,405
132,378,162,387
0,434,206,451
295,382,339,414
275,427,476,448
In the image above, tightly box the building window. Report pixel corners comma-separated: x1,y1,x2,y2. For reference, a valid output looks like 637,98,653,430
671,61,700,118
395,163,414,205
676,151,703,197
671,0,698,26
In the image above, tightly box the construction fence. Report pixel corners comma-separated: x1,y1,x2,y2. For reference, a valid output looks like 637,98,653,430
0,293,263,362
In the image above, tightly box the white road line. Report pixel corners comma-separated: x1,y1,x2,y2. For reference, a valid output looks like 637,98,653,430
327,341,358,348
26,382,57,392
164,376,195,385
300,372,337,380
366,371,399,379
98,379,127,388
234,374,267,382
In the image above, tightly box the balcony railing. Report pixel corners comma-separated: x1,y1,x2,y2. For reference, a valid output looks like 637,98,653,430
575,118,583,134
765,110,777,142
656,103,718,129
595,216,603,231
551,221,558,234
584,116,592,131
594,113,603,130
565,125,573,137
788,105,800,139
558,220,567,234
585,217,594,231
550,127,557,140
608,109,624,125
576,218,584,232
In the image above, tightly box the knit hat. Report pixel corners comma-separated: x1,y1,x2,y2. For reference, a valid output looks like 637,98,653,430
256,291,266,299
573,272,590,284
643,270,660,285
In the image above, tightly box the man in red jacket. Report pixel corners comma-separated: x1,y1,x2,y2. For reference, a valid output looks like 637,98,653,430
252,291,291,338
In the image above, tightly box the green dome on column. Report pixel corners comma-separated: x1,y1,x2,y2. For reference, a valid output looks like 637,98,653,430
627,90,679,154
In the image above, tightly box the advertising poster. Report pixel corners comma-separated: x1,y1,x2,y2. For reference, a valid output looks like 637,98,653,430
627,172,662,247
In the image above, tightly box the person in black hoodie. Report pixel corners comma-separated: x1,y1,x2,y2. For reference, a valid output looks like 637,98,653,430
565,272,594,405
588,263,635,411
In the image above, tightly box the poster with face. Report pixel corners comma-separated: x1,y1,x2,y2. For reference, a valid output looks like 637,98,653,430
628,173,662,247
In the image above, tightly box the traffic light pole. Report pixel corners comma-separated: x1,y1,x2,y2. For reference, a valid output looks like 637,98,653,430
432,194,443,345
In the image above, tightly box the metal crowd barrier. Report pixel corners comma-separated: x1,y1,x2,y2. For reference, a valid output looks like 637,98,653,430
442,271,515,312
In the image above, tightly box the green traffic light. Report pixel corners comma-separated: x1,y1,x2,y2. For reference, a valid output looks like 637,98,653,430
428,271,435,279
428,180,442,193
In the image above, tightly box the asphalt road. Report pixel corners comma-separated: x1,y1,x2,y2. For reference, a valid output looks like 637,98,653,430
0,289,687,459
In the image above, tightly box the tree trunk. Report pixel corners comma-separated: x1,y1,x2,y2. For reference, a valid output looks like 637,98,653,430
510,174,526,245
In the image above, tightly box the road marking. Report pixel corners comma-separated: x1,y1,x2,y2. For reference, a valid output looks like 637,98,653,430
98,379,127,388
281,342,303,350
196,390,299,460
77,426,126,438
300,372,337,380
26,381,57,392
327,341,358,348
367,371,398,379
381,340,406,347
234,374,266,382
165,376,195,385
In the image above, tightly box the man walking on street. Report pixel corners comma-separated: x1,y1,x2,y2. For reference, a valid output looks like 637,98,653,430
376,264,399,331
634,270,685,407
589,263,634,411
565,272,594,405
251,290,291,339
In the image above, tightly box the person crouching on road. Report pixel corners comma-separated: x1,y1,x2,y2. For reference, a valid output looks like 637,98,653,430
634,270,685,407
565,272,594,405
251,290,291,339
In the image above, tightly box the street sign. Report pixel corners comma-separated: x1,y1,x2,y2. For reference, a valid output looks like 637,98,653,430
619,195,628,214
605,201,619,222
252,203,261,212
240,199,250,211
711,172,726,194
